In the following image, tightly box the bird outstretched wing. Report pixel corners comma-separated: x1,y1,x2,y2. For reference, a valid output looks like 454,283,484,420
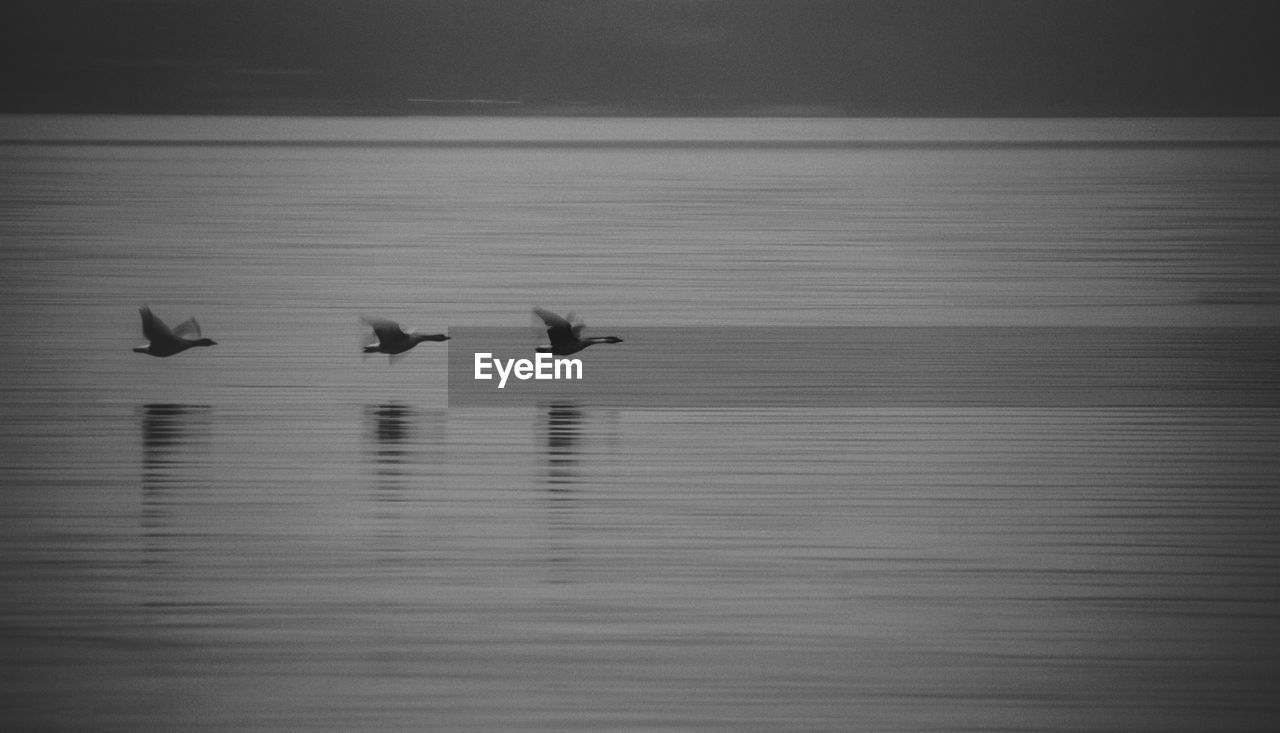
533,307,572,332
170,317,203,340
139,306,183,346
533,307,578,350
363,316,409,344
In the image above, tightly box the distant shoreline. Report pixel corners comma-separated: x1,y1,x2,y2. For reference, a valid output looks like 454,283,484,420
3,114,1279,147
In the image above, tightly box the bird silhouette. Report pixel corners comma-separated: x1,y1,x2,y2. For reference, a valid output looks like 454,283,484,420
533,307,623,356
362,316,449,355
133,306,216,357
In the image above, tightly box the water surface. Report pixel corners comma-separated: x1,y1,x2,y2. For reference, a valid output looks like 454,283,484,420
2,116,1279,731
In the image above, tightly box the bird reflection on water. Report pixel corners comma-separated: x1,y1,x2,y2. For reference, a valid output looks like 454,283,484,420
364,403,448,563
369,402,414,481
544,403,582,488
365,402,446,484
140,403,211,492
541,403,584,581
139,403,211,576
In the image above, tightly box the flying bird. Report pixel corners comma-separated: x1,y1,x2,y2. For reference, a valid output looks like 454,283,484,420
533,307,623,356
133,306,217,357
362,316,449,355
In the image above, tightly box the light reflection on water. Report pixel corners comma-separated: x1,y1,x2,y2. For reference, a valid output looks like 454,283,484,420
2,118,1280,730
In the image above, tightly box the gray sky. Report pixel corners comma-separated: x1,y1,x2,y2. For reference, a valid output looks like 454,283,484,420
3,0,1277,115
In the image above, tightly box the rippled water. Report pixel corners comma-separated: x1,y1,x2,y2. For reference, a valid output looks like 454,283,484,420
2,116,1280,731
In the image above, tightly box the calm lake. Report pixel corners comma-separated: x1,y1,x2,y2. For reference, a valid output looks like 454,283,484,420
2,115,1279,731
